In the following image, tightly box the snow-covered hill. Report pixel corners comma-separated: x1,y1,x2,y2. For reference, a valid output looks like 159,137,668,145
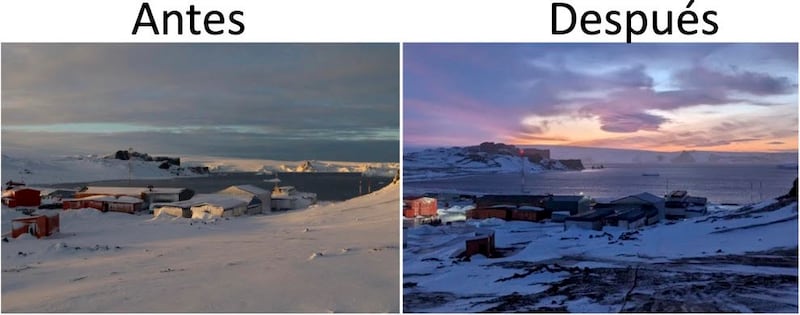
2,183,399,312
1,153,399,185
184,156,398,177
404,197,798,312
524,145,798,165
1,154,200,185
403,145,578,181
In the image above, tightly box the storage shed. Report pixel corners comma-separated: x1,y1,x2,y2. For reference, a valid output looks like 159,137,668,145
475,194,550,209
564,208,614,231
2,187,41,208
11,213,59,239
62,195,143,213
153,203,192,218
466,205,514,220
546,195,591,215
75,186,193,210
604,208,647,230
463,228,496,258
142,187,194,205
611,192,665,222
511,206,551,222
106,196,144,213
403,196,438,218
217,185,271,214
190,197,248,218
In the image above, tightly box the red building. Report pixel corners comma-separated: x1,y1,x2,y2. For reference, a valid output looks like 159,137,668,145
510,206,551,221
463,228,495,258
2,187,41,208
466,205,513,220
62,196,143,213
11,213,59,239
467,205,551,222
403,196,438,218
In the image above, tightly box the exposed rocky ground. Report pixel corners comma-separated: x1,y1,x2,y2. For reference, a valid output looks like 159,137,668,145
404,190,798,313
405,248,797,312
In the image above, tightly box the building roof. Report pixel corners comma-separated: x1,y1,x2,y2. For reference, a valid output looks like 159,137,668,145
65,195,143,204
517,206,545,211
39,188,77,195
613,208,646,221
81,186,146,196
194,199,248,210
3,187,40,195
487,204,516,209
157,193,247,210
465,227,495,241
667,190,688,198
550,195,586,202
403,195,435,201
145,187,189,194
566,208,614,221
686,196,707,204
612,192,664,204
81,186,187,196
224,185,269,195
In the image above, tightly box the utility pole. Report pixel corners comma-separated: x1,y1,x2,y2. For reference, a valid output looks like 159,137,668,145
128,147,133,185
519,149,526,193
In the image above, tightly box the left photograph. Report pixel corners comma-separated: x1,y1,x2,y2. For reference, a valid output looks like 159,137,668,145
1,43,400,312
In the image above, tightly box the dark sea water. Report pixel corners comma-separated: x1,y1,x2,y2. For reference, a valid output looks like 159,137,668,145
404,164,799,205
50,172,394,201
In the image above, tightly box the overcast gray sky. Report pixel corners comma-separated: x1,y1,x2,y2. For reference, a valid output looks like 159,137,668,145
2,43,399,162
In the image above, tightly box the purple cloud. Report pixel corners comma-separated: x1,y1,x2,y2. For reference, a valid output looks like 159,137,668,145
598,112,669,133
674,65,796,96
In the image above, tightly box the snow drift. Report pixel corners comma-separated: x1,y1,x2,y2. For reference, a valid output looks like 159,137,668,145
2,183,399,312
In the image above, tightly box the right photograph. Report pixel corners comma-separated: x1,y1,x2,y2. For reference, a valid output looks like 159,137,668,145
402,43,799,312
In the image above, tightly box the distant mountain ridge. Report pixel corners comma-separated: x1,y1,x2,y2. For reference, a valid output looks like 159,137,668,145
513,145,797,165
1,152,398,185
403,142,584,181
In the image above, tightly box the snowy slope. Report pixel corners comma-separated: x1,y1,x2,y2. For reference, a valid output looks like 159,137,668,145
1,154,192,185
403,147,547,181
525,145,798,165
183,155,398,177
404,198,798,312
1,153,399,185
1,183,399,312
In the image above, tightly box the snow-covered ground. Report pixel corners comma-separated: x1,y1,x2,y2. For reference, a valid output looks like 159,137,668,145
1,152,398,185
182,155,398,177
2,183,399,312
404,198,798,312
1,154,192,185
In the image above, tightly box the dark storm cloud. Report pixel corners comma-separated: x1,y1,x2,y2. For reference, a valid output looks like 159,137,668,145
1,43,399,161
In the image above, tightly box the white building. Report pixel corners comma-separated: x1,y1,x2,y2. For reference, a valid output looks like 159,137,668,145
217,185,272,214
